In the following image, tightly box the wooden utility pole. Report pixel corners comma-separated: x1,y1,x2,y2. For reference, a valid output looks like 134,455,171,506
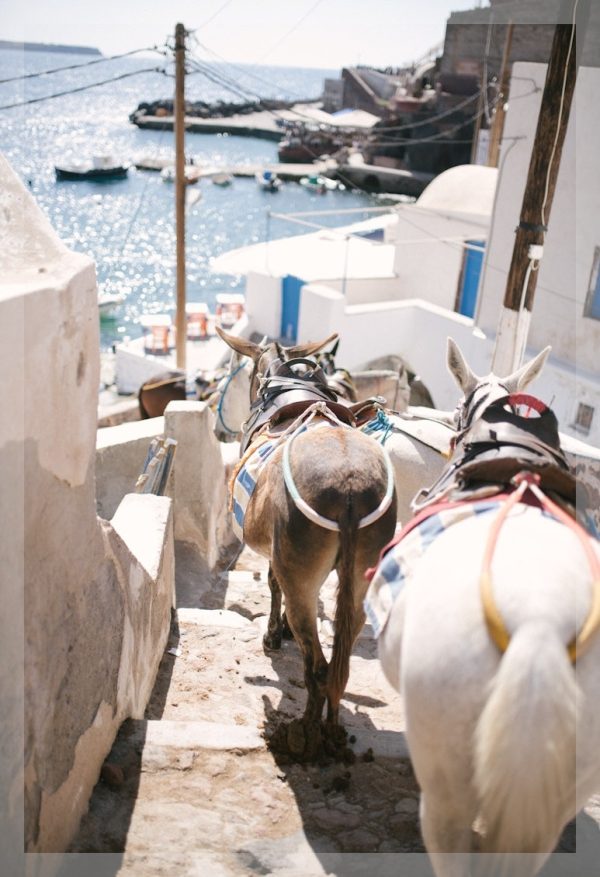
487,22,514,168
491,19,577,375
174,22,187,370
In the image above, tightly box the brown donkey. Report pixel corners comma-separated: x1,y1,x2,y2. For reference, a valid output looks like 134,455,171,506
217,328,397,754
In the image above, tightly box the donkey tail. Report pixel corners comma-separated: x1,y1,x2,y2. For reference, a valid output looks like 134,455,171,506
328,495,359,717
474,620,578,856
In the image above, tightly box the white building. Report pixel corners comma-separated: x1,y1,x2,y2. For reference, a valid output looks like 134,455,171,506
212,61,600,447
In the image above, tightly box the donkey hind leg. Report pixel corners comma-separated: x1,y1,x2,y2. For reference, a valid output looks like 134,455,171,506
283,593,328,725
273,555,330,726
420,790,475,877
281,611,294,640
263,565,283,650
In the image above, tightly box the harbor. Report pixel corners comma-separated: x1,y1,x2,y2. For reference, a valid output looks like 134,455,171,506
3,2,600,874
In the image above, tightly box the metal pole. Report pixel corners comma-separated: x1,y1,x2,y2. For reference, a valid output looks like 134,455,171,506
174,22,186,370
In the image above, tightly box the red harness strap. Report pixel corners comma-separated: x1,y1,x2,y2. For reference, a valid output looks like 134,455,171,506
364,491,528,583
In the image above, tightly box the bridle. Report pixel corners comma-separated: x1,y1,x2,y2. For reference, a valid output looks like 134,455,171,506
454,380,511,434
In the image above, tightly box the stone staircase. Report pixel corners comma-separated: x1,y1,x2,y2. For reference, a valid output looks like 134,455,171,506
70,544,600,875
70,547,424,875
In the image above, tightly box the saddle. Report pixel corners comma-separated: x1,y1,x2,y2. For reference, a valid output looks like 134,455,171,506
414,394,581,511
240,357,381,454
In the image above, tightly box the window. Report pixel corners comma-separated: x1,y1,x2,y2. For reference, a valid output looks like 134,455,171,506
573,402,594,435
584,246,600,320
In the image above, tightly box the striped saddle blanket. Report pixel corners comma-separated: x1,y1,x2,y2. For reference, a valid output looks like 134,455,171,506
230,413,339,543
364,498,505,639
230,436,279,543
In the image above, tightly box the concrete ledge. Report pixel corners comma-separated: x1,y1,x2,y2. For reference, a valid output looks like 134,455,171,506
96,417,164,519
111,493,173,584
165,401,238,571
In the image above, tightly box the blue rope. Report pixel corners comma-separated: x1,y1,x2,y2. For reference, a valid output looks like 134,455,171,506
216,361,246,436
361,408,394,445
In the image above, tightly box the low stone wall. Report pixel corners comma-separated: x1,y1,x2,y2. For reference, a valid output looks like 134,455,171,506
165,401,240,575
95,403,240,575
96,416,165,519
0,156,177,858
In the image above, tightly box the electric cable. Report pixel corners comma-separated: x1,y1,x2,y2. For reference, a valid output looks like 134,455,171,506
0,67,167,111
0,46,167,84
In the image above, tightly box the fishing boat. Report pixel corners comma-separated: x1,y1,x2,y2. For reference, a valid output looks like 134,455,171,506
277,130,343,163
160,164,202,184
255,169,282,192
211,172,233,187
299,173,338,194
55,155,129,181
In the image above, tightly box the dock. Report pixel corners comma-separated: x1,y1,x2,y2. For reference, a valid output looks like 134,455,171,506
134,157,339,182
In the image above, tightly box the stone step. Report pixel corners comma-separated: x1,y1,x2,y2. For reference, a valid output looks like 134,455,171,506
71,715,420,866
70,544,422,869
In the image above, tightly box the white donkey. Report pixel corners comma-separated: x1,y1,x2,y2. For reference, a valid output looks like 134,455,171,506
211,342,453,524
371,339,600,877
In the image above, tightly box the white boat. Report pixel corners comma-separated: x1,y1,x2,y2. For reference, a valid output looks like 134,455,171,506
160,164,202,184
256,169,282,192
299,174,338,194
55,155,129,181
211,172,233,187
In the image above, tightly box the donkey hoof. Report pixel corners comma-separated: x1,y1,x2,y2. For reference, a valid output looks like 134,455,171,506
263,631,282,651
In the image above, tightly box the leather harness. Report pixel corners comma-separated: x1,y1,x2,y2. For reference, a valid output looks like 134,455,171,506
240,357,381,454
413,393,580,513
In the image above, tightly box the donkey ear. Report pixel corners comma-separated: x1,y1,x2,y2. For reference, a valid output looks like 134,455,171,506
215,326,261,361
285,332,339,358
504,346,551,393
330,337,340,357
447,337,478,395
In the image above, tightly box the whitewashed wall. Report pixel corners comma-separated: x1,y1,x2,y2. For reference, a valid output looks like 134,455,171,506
476,62,600,443
0,156,175,858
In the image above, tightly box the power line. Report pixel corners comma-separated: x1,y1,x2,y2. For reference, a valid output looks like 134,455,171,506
0,67,166,111
0,46,167,85
257,0,327,64
189,35,309,101
187,59,258,103
191,0,237,31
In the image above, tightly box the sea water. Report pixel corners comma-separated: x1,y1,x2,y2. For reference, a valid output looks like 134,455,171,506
0,48,379,348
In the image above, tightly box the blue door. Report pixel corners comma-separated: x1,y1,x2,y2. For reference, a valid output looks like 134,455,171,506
458,240,484,318
281,274,304,342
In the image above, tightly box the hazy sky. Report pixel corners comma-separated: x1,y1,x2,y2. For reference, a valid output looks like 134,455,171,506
3,0,484,69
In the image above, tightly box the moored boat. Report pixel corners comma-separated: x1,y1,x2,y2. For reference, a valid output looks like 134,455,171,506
299,173,338,194
160,164,202,184
255,169,282,192
55,155,129,181
211,172,233,187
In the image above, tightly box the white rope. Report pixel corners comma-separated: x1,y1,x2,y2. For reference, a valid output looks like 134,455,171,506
282,405,395,531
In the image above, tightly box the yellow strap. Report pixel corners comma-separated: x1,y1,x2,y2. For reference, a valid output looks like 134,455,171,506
480,476,600,665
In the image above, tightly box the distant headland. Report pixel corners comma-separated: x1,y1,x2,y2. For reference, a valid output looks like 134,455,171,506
0,40,101,56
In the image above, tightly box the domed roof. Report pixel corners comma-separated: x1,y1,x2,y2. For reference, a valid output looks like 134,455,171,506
416,164,498,218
